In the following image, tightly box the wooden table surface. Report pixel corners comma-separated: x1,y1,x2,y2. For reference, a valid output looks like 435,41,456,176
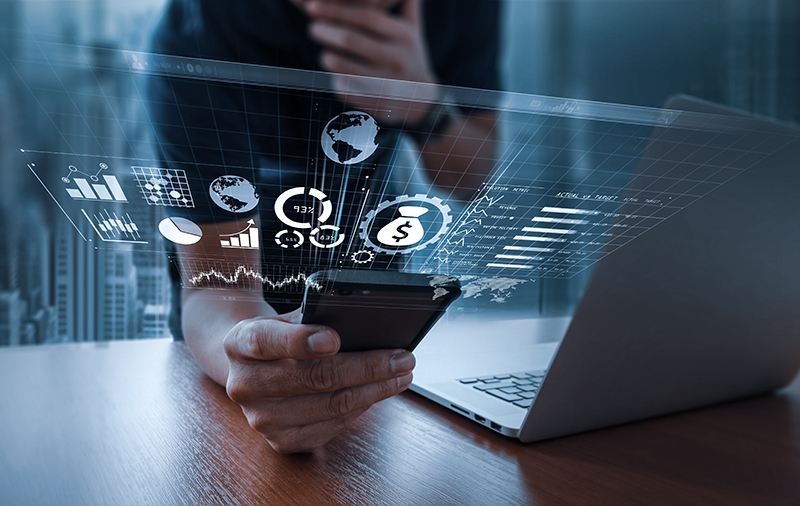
0,339,798,506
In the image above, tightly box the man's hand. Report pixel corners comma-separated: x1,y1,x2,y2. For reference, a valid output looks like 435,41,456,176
223,310,415,454
305,0,439,126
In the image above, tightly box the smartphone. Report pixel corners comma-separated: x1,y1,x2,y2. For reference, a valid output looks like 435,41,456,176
300,269,461,352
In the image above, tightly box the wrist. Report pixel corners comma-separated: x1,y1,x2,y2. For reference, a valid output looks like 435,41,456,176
406,101,459,147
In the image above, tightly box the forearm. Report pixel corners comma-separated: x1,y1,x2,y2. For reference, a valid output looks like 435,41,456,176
174,217,271,386
417,113,497,198
182,288,275,386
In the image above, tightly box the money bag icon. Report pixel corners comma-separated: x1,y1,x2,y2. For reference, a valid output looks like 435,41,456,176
376,206,429,247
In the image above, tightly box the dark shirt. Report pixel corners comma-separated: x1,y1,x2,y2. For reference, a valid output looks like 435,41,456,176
147,0,500,337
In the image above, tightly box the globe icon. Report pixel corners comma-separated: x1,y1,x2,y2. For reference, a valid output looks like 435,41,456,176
321,111,380,165
209,175,260,213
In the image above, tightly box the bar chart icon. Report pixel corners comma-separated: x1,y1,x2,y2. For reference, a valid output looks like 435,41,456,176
81,209,147,244
220,219,259,249
63,164,127,202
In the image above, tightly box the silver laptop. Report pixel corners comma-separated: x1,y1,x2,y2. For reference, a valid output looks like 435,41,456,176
410,96,800,441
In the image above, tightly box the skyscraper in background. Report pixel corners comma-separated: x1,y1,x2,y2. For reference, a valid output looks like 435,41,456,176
0,0,171,345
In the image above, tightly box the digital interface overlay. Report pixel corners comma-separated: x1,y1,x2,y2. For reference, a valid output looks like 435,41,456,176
15,46,783,308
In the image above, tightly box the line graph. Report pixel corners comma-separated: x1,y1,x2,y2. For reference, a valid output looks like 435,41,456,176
178,260,322,292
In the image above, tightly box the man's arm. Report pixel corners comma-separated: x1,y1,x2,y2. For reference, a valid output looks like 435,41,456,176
179,220,275,385
177,217,415,453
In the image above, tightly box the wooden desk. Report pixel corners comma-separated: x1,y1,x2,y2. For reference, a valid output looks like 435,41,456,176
0,339,798,506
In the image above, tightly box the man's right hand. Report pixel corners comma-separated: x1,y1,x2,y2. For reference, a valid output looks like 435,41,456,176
222,310,415,454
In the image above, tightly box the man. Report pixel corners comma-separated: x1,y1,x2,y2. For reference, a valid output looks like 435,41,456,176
148,0,500,453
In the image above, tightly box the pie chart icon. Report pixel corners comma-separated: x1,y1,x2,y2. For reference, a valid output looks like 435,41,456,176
158,217,203,245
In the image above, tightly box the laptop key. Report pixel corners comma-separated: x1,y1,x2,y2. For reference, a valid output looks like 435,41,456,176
499,387,522,394
519,391,537,399
495,375,512,380
482,379,501,384
519,385,538,392
512,379,533,385
473,381,518,391
477,376,497,381
514,398,534,408
510,373,530,380
459,378,479,384
486,390,523,402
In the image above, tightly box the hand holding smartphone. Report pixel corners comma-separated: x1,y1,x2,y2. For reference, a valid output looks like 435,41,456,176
300,269,461,352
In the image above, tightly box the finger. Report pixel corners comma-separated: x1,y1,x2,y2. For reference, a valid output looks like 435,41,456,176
309,22,393,66
265,407,368,454
401,0,421,24
306,2,407,40
224,317,340,361
252,372,413,433
321,50,378,77
247,349,416,397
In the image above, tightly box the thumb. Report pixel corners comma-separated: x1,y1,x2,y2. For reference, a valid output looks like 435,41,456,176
402,0,422,25
224,316,340,361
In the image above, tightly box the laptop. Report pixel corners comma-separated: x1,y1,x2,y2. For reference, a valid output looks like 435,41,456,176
410,95,800,441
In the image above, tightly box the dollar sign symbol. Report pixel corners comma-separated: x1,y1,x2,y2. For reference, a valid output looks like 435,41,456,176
392,221,412,243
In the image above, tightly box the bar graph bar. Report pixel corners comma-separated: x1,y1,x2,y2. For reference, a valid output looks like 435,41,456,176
487,263,533,269
512,236,566,242
541,207,600,215
92,184,113,200
521,227,576,234
495,254,542,261
104,175,127,201
74,179,96,199
504,245,553,252
531,217,588,225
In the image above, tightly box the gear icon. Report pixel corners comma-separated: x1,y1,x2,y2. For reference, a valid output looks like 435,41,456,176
351,249,376,264
358,194,452,255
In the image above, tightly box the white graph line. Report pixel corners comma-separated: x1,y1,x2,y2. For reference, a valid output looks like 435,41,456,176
187,265,323,291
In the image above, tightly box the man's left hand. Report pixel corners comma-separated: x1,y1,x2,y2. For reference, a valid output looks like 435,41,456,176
306,0,439,126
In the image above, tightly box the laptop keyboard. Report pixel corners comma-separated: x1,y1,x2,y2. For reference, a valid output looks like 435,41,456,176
458,371,545,409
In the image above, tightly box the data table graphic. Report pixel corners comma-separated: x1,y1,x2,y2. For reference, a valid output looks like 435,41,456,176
132,167,195,208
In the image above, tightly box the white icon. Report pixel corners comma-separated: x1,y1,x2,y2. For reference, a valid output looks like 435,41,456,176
321,111,380,165
220,219,259,249
359,194,452,255
376,206,428,247
158,217,203,245
273,187,344,250
63,163,127,202
309,225,345,249
132,167,195,208
275,230,304,249
131,54,145,70
82,209,147,244
351,249,376,264
186,63,194,73
209,175,260,213
274,187,332,229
